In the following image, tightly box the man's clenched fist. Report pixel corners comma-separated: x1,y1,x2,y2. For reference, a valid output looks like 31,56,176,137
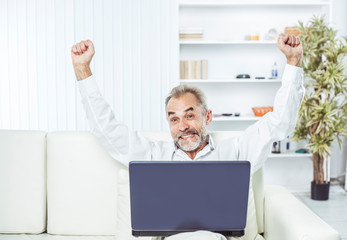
71,40,95,81
277,34,303,67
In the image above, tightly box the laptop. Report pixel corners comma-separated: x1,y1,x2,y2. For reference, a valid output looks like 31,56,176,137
129,161,250,237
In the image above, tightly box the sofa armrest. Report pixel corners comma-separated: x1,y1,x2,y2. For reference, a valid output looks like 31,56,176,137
263,185,339,240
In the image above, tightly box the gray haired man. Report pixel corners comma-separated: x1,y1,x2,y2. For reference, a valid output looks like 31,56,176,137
71,34,304,240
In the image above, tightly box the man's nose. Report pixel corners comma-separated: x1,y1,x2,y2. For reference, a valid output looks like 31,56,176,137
179,119,189,132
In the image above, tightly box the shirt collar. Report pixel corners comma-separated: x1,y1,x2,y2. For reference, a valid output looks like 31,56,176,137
208,134,215,150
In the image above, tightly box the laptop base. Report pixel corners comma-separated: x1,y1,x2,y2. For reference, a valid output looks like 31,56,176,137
132,230,245,237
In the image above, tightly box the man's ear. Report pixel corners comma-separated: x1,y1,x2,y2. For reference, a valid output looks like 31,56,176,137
205,110,212,126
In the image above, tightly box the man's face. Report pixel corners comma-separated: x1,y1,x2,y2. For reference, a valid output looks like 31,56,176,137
166,93,211,152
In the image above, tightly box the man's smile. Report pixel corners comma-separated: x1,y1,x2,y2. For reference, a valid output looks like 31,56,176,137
180,134,196,141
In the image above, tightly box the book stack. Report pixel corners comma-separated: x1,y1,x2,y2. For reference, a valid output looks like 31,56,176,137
180,60,208,80
179,28,203,40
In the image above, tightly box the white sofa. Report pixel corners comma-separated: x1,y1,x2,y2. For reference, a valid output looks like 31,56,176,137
0,130,340,240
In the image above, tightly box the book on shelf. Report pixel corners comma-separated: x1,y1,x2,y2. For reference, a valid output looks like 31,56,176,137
202,60,207,79
180,60,208,80
179,27,203,40
179,33,203,39
195,60,201,79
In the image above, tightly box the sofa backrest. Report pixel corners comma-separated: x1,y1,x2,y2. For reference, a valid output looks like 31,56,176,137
46,131,126,235
0,130,46,234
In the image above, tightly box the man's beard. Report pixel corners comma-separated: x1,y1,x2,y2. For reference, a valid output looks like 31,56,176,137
174,121,208,152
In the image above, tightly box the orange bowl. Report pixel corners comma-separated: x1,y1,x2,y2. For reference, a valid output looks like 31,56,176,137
252,106,273,117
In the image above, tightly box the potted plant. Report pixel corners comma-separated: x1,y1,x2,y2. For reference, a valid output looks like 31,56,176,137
293,15,347,200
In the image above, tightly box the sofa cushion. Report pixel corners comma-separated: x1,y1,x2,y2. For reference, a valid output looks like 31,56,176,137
264,185,340,240
0,130,46,234
46,132,125,235
251,168,264,233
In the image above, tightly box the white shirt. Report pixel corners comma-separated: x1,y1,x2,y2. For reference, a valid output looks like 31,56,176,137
77,64,304,174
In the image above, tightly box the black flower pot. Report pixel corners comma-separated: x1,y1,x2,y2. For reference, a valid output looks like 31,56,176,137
311,181,330,200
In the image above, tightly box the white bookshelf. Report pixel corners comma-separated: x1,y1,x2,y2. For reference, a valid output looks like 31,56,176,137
179,0,331,130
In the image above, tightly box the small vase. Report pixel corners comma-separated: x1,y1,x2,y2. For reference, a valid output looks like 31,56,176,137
311,181,330,200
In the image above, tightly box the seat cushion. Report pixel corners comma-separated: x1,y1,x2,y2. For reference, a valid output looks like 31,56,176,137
0,130,46,233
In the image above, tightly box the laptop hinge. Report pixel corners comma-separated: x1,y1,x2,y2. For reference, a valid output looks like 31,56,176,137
132,230,245,237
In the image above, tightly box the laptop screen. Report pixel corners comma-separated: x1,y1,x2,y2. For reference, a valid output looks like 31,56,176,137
129,161,250,237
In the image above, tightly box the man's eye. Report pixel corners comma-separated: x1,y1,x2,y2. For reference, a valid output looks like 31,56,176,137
188,114,193,118
171,118,177,122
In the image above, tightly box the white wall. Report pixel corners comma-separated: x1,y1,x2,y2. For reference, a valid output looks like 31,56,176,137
0,0,179,132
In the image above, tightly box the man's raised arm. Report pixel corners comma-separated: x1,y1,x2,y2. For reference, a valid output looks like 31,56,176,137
235,34,304,173
71,40,152,166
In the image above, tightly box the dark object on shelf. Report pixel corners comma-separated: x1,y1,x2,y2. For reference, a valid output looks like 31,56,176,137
255,77,265,79
236,74,250,79
272,141,280,153
234,112,240,117
222,113,233,116
311,181,330,200
295,148,309,154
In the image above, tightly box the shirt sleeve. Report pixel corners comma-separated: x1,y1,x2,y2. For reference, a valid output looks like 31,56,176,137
236,64,305,174
77,75,152,167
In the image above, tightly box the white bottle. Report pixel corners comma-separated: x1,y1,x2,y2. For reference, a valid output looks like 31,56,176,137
271,62,278,78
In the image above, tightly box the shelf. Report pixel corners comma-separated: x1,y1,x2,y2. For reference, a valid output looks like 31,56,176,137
180,40,277,45
180,79,281,83
212,116,260,121
180,2,330,7
268,152,313,158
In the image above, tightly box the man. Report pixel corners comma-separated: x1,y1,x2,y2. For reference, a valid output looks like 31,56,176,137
71,34,304,240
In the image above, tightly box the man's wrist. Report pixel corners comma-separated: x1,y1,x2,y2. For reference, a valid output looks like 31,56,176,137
74,64,92,81
287,57,302,67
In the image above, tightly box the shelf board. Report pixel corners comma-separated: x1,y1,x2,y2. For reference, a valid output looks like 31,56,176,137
180,79,281,83
179,2,330,7
268,152,313,158
212,116,260,121
180,40,276,45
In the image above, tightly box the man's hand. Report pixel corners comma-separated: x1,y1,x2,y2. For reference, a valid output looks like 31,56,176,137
277,34,303,67
71,40,95,81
